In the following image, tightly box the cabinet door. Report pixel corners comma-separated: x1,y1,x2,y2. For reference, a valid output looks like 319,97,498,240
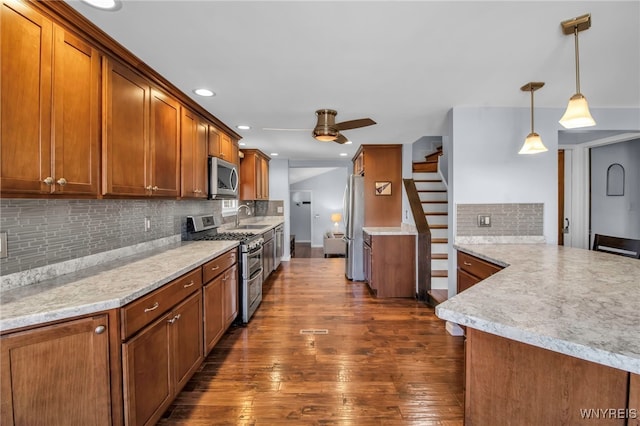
102,58,149,196
229,138,240,166
180,108,207,198
0,0,52,194
149,88,180,197
220,132,232,162
457,268,481,293
203,275,225,355
171,292,203,393
208,125,221,158
363,242,372,288
260,155,269,199
52,25,100,195
255,153,263,199
1,315,112,426
223,264,238,327
122,311,172,426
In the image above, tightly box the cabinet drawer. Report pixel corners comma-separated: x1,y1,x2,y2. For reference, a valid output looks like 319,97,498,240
121,268,202,340
203,249,237,283
457,251,502,280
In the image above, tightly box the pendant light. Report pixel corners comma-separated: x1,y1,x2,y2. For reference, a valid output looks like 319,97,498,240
519,82,548,155
559,13,596,129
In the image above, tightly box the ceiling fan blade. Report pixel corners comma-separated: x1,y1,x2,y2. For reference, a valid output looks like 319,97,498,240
334,118,376,131
334,133,349,144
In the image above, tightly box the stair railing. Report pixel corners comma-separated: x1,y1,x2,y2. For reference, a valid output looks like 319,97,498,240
403,178,431,301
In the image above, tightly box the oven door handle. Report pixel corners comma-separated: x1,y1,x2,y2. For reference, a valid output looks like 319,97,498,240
248,268,264,282
248,246,263,256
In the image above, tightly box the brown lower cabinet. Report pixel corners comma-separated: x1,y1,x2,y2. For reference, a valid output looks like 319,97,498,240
122,291,203,426
456,250,503,293
0,247,238,425
0,312,120,426
363,232,415,298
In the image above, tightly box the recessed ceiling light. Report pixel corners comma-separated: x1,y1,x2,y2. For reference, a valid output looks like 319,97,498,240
80,0,121,10
339,153,348,156
193,88,215,97
344,140,353,145
270,153,279,156
239,142,246,146
236,125,251,130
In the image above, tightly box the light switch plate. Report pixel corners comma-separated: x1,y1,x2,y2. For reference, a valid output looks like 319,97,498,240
0,232,7,258
477,215,491,227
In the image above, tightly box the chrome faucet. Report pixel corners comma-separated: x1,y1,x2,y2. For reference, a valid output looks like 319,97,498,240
236,204,251,228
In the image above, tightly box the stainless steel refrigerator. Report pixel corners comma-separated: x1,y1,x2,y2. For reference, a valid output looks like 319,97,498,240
343,175,365,280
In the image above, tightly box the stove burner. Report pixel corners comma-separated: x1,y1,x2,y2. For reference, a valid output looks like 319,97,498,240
192,232,256,242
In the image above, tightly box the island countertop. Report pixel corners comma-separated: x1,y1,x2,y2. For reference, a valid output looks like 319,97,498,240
0,240,238,332
435,244,640,374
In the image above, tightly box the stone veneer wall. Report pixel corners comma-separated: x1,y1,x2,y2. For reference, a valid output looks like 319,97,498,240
456,203,543,237
0,199,284,276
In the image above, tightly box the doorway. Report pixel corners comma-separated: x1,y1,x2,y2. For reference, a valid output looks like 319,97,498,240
290,190,312,243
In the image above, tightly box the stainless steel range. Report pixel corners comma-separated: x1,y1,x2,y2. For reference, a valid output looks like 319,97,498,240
186,215,264,323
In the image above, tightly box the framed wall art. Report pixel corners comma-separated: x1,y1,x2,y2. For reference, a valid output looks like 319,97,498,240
375,181,392,196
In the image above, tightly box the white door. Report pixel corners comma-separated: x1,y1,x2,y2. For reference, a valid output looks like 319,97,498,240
563,150,573,246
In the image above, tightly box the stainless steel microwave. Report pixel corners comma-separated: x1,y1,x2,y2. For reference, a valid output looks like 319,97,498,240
208,157,239,199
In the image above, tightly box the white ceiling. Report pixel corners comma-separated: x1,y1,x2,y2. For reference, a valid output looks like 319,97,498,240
66,1,640,160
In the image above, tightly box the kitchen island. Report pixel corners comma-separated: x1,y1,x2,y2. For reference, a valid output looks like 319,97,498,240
436,244,640,425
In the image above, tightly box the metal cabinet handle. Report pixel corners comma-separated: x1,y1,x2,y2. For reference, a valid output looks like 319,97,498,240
152,185,158,191
144,302,159,312
43,177,54,185
94,325,106,334
145,185,152,191
211,265,220,271
56,177,67,186
167,313,181,324
183,280,195,288
463,261,472,266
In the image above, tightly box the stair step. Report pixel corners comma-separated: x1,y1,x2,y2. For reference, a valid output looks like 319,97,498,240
425,215,448,226
421,200,447,204
424,211,448,216
431,276,448,289
432,253,448,260
428,289,448,305
432,270,448,278
418,189,447,193
431,258,448,270
432,238,448,244
413,162,438,173
419,192,447,202
430,224,448,229
413,172,440,179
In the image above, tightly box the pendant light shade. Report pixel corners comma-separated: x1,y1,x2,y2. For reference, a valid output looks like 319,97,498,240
559,13,596,129
519,82,548,155
559,93,596,129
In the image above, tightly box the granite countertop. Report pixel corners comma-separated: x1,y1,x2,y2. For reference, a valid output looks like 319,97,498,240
220,217,284,234
0,240,238,332
436,244,640,374
362,227,417,236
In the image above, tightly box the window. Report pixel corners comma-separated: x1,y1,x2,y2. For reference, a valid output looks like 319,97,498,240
221,199,238,216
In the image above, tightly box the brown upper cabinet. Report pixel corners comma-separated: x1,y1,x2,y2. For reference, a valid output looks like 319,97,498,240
239,149,270,200
102,58,180,197
180,108,208,199
208,125,239,166
352,144,402,226
1,0,100,196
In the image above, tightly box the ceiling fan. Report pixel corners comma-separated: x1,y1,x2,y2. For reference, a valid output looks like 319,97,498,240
264,109,376,144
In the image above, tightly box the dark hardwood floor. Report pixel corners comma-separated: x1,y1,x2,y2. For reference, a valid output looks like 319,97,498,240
159,258,464,425
293,242,324,258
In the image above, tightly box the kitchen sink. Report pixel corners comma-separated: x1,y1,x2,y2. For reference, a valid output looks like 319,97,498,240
230,224,269,230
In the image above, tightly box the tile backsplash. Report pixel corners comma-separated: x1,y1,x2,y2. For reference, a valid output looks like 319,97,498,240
1,198,284,276
456,203,543,237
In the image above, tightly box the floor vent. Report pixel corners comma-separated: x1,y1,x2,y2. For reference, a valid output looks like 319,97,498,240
299,329,329,335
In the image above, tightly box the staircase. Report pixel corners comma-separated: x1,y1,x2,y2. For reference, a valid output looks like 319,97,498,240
413,148,449,305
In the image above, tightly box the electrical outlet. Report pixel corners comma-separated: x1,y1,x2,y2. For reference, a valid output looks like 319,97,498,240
477,214,491,227
144,217,151,232
0,232,7,258
277,206,283,213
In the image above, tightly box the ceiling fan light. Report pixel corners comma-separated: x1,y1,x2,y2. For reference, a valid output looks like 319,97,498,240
519,132,548,154
312,127,338,141
559,93,596,129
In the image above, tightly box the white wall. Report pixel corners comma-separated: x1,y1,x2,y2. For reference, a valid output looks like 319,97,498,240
290,168,348,247
269,158,291,259
402,142,415,227
290,190,312,242
590,139,640,243
449,106,640,296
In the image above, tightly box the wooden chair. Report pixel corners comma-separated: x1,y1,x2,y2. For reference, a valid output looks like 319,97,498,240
592,234,640,259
